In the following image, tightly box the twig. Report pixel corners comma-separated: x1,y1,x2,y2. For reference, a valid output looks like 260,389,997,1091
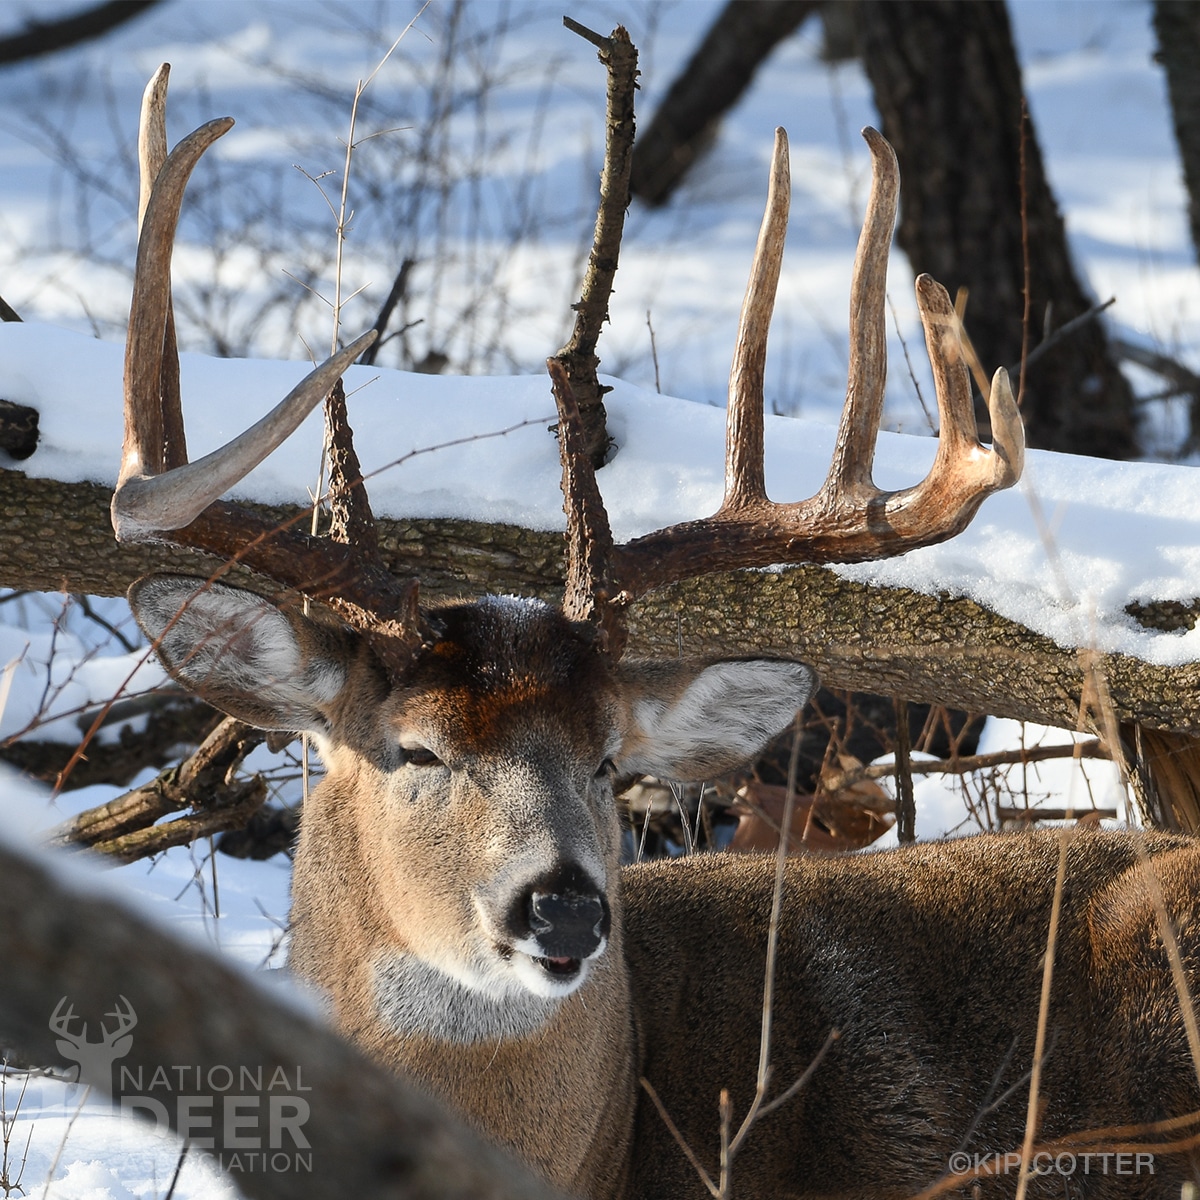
638,1077,719,1199
755,1027,839,1120
39,1084,89,1200
1008,298,1116,378
70,593,137,653
726,727,805,1179
893,697,915,843
1017,99,1032,408
360,260,414,367
1014,823,1074,1200
561,16,609,50
646,310,661,394
162,1142,189,1200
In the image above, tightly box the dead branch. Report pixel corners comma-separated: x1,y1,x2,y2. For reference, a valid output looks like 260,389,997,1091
47,716,267,863
552,19,639,467
820,738,1111,793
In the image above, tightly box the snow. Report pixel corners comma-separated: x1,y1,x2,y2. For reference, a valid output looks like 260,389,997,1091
0,1,1198,1195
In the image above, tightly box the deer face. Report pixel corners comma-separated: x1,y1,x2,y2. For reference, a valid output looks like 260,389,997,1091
131,578,814,1027
351,596,624,1004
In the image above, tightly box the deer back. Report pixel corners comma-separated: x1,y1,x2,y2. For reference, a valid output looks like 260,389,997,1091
623,830,1200,1197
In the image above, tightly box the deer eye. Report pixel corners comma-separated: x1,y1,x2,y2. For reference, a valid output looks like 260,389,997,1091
400,745,443,769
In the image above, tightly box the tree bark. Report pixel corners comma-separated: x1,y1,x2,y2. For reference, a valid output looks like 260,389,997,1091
857,0,1138,460
3,466,1199,738
1154,1,1200,266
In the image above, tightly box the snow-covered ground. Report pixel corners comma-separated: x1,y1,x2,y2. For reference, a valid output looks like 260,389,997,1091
0,1,1196,1195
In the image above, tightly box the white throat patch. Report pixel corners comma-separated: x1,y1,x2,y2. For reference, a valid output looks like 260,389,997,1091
373,951,562,1044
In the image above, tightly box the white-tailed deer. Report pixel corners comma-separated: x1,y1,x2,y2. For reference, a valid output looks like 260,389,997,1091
114,67,1200,1199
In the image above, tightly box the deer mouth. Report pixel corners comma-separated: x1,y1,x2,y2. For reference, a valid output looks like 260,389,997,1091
532,953,582,980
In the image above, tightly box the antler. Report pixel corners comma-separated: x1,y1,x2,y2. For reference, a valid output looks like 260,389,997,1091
112,67,434,672
555,127,1024,618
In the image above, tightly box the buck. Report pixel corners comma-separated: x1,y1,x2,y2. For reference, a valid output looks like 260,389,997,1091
112,67,1200,1198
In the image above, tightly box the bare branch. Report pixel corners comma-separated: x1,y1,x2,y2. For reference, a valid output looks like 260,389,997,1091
552,22,639,467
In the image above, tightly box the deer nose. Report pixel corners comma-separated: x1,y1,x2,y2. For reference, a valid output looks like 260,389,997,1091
527,890,609,959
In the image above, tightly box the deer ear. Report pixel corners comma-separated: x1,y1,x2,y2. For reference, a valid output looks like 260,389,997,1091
128,575,352,733
613,659,816,781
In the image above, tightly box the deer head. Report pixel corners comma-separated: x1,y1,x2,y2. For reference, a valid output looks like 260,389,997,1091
115,67,1022,1038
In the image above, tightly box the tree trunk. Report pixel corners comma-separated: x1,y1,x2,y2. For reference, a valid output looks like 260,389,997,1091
857,0,1138,460
1154,1,1200,266
630,0,820,206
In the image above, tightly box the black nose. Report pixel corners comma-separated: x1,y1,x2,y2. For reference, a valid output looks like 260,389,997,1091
528,890,609,959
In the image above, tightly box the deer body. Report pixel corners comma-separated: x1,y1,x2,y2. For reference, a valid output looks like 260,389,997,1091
624,839,1200,1198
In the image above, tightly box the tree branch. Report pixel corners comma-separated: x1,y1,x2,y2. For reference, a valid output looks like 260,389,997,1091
1,469,1199,738
629,1,819,206
552,20,639,467
47,716,267,863
0,1,161,66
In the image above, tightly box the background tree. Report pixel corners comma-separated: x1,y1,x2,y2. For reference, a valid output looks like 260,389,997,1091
633,0,1138,458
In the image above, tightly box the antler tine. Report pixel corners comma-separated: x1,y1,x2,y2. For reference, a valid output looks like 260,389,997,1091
117,71,434,679
119,113,233,500
114,330,376,540
137,64,170,231
912,274,1024,496
721,127,789,513
820,127,899,501
115,90,381,541
137,63,186,473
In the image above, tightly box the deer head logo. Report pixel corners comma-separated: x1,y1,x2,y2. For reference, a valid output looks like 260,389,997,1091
49,996,137,1087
